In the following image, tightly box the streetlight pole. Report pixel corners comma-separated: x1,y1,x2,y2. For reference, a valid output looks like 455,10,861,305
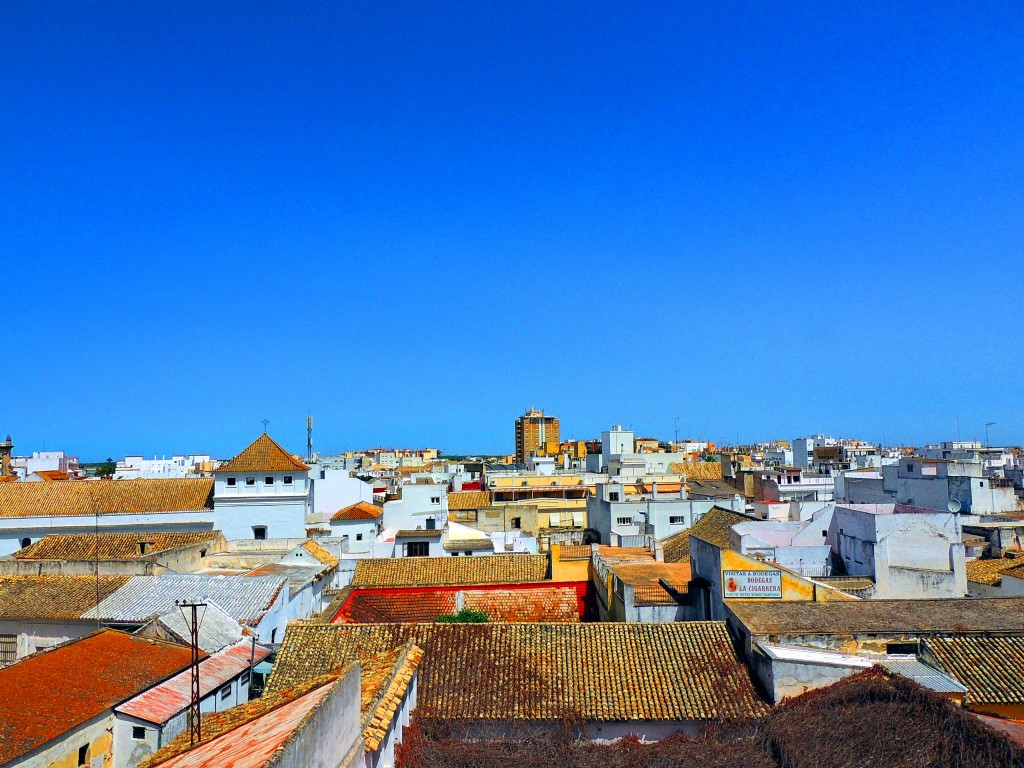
985,422,997,449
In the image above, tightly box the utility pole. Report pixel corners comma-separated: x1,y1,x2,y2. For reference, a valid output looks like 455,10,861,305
306,413,314,461
985,421,997,449
176,599,207,747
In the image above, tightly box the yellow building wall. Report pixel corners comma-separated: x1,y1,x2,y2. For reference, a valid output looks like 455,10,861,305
46,729,113,768
550,544,590,582
719,549,856,602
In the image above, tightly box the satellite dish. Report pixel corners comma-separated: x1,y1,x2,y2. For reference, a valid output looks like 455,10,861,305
947,499,962,514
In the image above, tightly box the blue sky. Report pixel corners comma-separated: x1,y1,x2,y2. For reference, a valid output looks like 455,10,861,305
3,2,1022,459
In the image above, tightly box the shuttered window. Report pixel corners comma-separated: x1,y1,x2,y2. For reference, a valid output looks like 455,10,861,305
0,635,15,664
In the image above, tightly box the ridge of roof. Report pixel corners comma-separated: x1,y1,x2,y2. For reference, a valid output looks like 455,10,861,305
330,500,383,521
360,642,424,752
215,434,310,474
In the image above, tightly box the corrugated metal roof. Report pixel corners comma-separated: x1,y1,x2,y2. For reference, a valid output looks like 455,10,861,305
116,640,271,724
244,563,327,596
153,600,246,653
878,656,968,694
84,575,286,626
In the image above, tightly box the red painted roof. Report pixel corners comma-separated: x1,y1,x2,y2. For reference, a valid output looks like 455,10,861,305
0,629,197,764
116,640,271,725
147,678,337,768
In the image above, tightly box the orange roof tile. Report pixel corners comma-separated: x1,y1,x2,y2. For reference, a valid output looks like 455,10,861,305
446,491,491,510
33,470,71,481
300,539,339,568
268,622,770,722
0,629,196,764
330,500,382,521
215,434,310,474
0,574,131,619
352,555,549,587
15,531,222,561
335,586,580,623
0,478,214,518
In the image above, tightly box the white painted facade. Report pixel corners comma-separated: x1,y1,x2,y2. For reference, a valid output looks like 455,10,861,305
309,467,375,523
213,469,311,540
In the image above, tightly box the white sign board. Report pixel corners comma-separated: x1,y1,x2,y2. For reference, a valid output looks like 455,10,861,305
723,570,782,598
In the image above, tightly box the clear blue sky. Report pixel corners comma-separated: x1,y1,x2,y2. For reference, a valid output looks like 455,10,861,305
3,2,1022,459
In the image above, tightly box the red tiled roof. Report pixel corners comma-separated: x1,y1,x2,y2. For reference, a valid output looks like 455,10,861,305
330,501,382,522
334,585,581,623
34,470,71,481
215,434,310,474
0,629,197,764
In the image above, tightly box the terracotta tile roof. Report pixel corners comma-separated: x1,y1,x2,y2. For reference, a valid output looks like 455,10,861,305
966,556,1024,586
925,636,1024,706
0,629,196,764
352,555,549,587
0,478,214,518
139,666,350,768
0,574,130,619
558,544,592,560
33,469,71,481
661,506,752,563
395,528,443,538
15,531,222,561
299,539,339,568
446,491,491,510
214,434,310,474
335,586,581,623
729,597,1024,637
330,500,382,521
360,643,423,752
443,538,494,552
267,622,769,722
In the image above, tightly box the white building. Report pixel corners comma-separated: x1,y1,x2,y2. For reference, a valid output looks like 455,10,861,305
114,454,211,479
212,433,314,540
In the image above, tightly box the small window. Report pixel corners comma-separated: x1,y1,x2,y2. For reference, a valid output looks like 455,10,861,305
430,496,440,504
227,477,236,486
980,481,985,488
464,551,472,556
616,517,633,526
132,726,147,740
219,685,232,701
265,476,274,485
200,549,208,558
356,534,363,541
511,517,521,529
19,538,30,549
245,477,256,486
887,641,918,655
320,469,326,479
78,744,90,767
240,671,250,686
406,541,429,557
669,516,685,525
253,526,267,540
906,463,914,472
283,475,293,485
271,628,277,643
609,492,620,502
821,530,827,537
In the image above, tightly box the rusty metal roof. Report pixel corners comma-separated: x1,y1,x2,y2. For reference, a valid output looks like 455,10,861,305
116,640,271,725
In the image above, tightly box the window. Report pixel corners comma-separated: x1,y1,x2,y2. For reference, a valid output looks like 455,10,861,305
240,671,250,687
138,542,150,556
980,481,985,488
245,477,255,486
906,463,914,472
609,492,620,501
283,475,293,485
132,726,147,740
271,628,277,643
511,517,521,529
265,476,274,485
78,745,90,767
253,526,267,540
430,496,440,504
669,516,685,525
227,477,236,486
200,549,207,558
0,634,16,664
356,534,363,541
464,551,472,556
19,538,30,549
320,469,326,479
616,517,633,526
821,530,827,537
219,685,232,701
887,641,918,655
406,541,429,557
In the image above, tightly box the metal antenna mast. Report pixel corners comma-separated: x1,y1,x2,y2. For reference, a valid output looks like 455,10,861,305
307,413,314,461
176,598,207,747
